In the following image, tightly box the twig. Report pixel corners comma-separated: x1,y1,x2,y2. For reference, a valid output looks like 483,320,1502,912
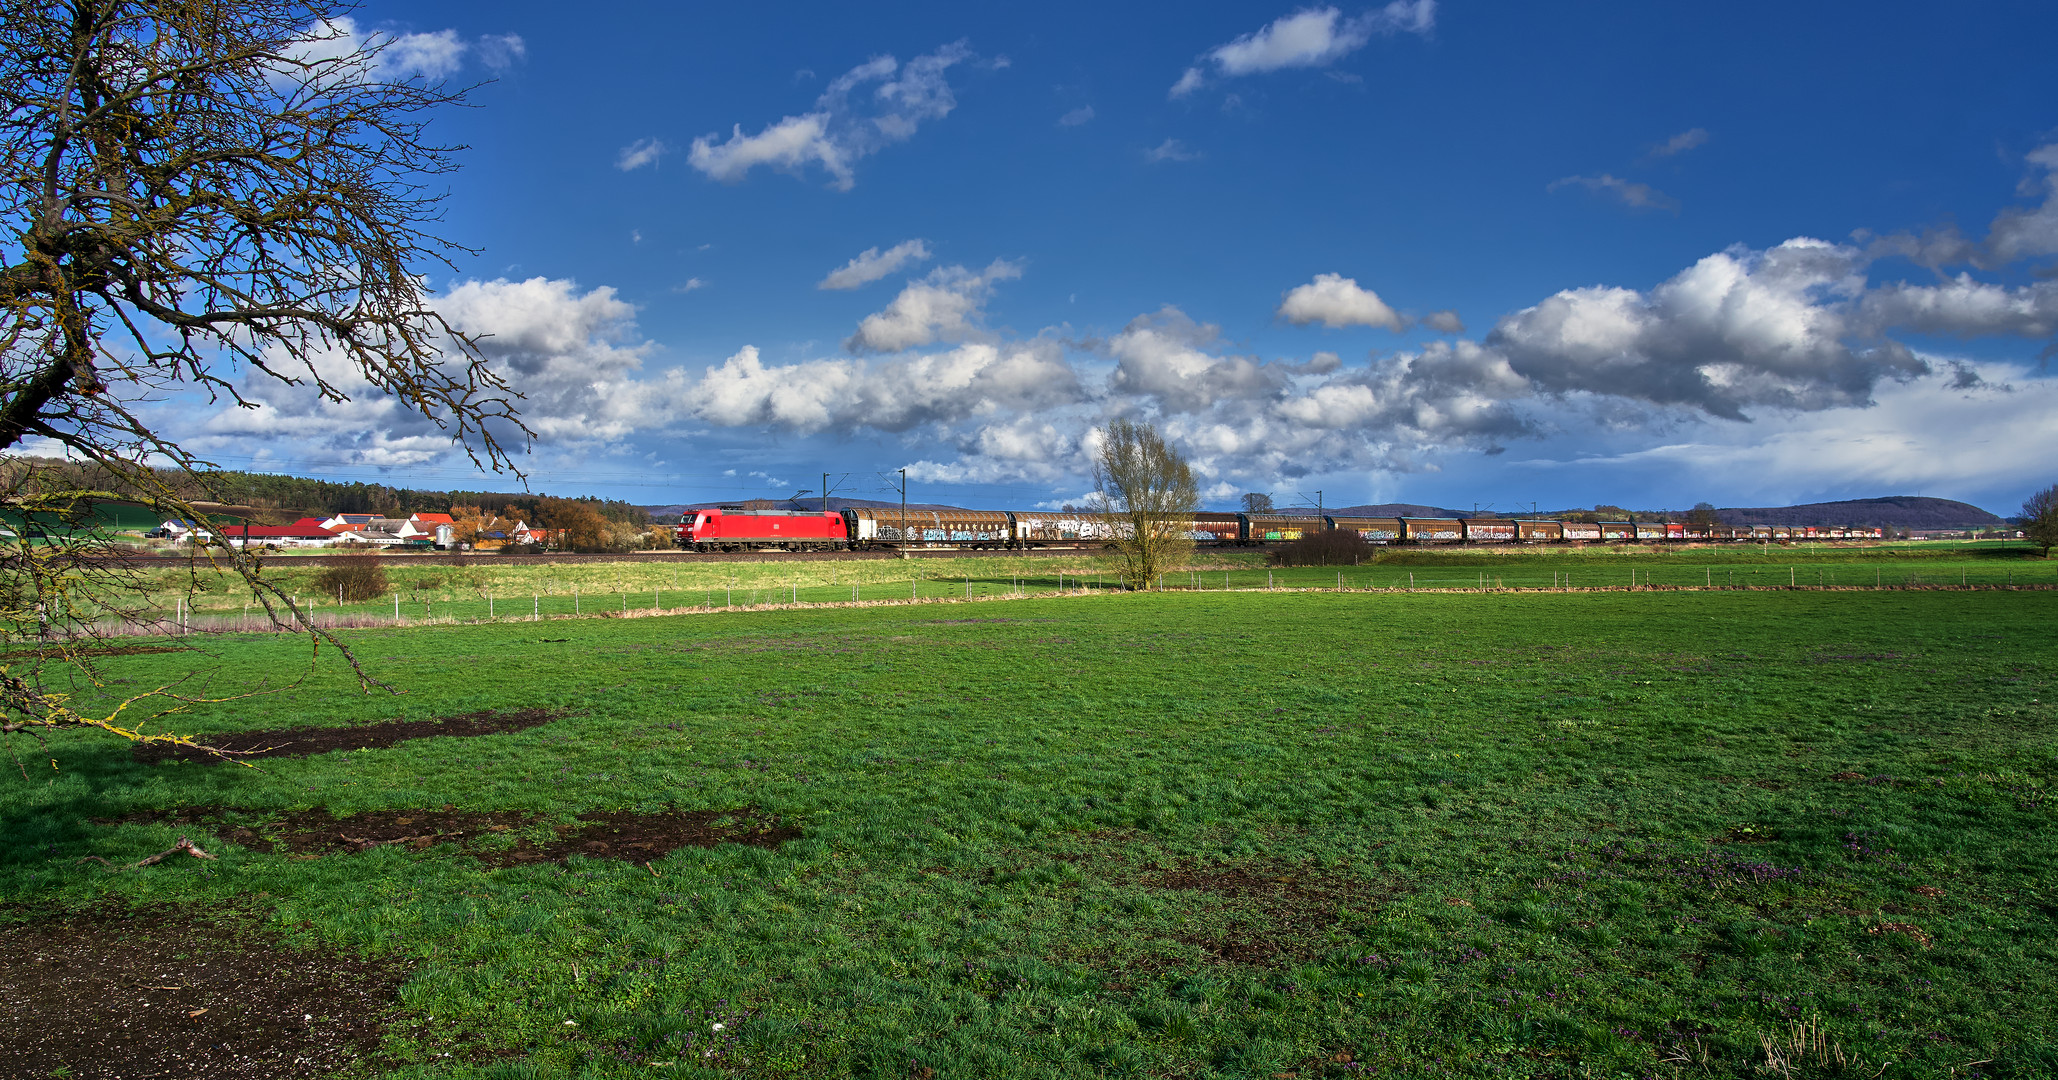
78,835,218,871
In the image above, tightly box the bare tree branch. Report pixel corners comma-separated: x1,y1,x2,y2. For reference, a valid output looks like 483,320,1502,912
78,834,217,870
0,0,526,758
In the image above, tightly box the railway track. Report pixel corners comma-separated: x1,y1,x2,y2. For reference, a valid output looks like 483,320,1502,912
118,546,1116,568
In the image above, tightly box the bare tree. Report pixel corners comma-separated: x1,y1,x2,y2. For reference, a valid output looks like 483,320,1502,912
1241,491,1274,514
1091,418,1198,590
2023,484,2058,558
0,0,523,766
1687,501,1719,527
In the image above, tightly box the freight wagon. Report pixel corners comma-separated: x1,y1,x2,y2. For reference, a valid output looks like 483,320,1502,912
1188,512,1243,545
676,509,847,551
1008,511,1126,548
1462,518,1518,543
1242,514,1310,543
843,507,1012,548
1518,520,1564,542
1400,518,1465,543
1327,516,1403,543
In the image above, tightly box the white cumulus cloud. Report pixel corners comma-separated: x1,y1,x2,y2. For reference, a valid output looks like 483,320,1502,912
689,339,1083,434
818,240,933,290
1514,360,2058,505
846,260,1022,352
689,42,975,191
1871,143,2058,270
474,33,526,71
1423,310,1466,334
1145,138,1199,163
1488,238,1923,419
616,137,667,171
1277,273,1405,330
1859,275,2058,341
280,18,523,84
1172,2,1434,97
192,277,668,464
1646,128,1709,158
382,28,466,78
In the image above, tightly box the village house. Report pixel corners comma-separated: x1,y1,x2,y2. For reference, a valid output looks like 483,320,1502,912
407,512,457,548
220,519,346,549
327,524,411,547
151,509,560,551
469,516,543,549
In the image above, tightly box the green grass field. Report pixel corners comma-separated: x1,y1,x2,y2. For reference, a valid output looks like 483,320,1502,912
6,584,2055,1078
96,541,2058,633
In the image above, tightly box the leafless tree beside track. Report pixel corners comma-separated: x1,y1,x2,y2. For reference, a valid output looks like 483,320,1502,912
1091,418,1199,590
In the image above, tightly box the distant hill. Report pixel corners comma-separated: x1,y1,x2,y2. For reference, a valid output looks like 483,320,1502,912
1278,503,1469,518
1715,496,2001,529
1287,497,2001,528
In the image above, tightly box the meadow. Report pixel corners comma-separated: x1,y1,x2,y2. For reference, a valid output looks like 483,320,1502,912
4,576,2055,1077
105,540,2058,633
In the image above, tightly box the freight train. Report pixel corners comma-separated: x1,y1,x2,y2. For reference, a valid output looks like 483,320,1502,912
674,506,1882,552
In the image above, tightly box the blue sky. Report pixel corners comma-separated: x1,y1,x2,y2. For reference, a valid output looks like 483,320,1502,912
163,1,2058,514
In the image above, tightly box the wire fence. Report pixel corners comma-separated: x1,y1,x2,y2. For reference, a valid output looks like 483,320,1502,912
30,559,2049,642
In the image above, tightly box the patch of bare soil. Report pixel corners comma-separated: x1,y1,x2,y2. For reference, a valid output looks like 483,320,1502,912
0,905,409,1080
132,706,569,765
99,806,799,867
1144,863,1405,966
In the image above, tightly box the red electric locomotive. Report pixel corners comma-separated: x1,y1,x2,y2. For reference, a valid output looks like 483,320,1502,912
676,509,847,552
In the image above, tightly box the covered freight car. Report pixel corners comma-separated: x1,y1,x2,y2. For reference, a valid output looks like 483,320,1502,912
1462,518,1518,543
1400,518,1464,543
677,509,847,551
842,507,1011,548
1598,521,1636,541
1561,521,1601,542
1009,510,1125,547
1186,512,1242,545
1517,520,1563,542
1241,514,1310,543
1326,516,1403,543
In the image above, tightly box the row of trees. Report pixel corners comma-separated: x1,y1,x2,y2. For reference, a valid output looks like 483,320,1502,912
447,499,665,553
1,455,654,530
